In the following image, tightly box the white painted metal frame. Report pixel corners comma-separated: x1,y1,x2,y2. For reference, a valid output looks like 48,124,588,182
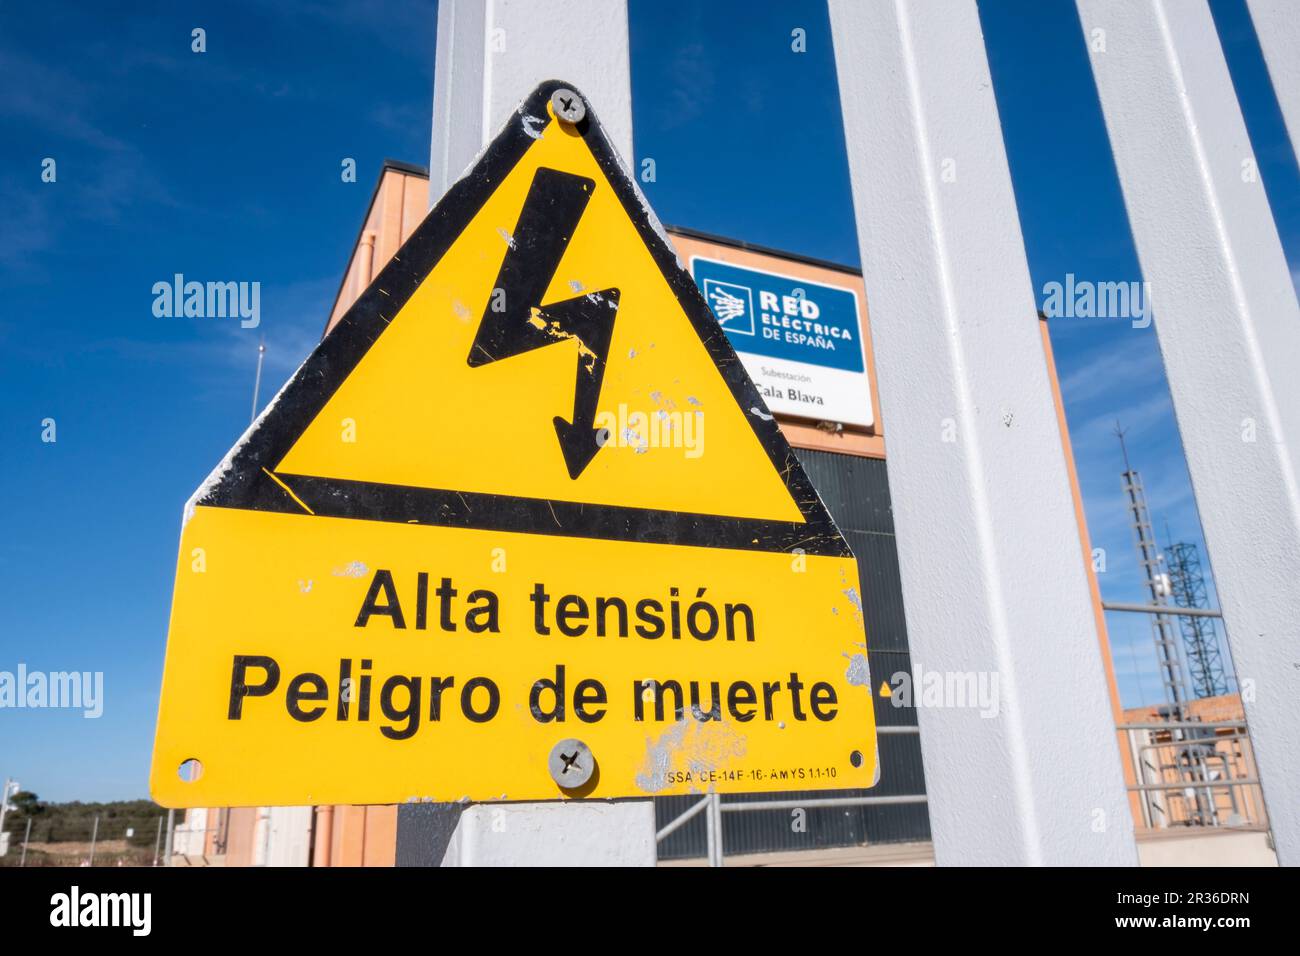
439,803,657,867
828,0,1138,865
1246,0,1300,154
427,0,651,866
430,0,634,205
1078,0,1300,867
419,0,1300,869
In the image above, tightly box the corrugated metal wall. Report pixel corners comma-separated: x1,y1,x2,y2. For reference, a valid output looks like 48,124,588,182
655,449,931,859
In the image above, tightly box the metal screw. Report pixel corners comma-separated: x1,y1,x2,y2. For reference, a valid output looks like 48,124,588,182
550,88,586,125
548,738,594,788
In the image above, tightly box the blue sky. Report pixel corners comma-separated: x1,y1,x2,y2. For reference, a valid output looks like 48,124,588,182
1,0,1296,802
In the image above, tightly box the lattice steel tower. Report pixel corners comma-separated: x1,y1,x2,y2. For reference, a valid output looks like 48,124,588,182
1164,540,1229,698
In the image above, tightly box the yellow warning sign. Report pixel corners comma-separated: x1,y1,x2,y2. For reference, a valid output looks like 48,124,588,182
150,82,877,807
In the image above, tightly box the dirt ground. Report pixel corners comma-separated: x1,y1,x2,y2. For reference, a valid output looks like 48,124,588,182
1,838,158,867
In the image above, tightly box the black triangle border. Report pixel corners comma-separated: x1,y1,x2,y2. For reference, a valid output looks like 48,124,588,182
198,81,851,559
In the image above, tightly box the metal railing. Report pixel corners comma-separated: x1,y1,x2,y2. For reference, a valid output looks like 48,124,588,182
657,713,1266,865
1102,602,1223,619
1119,719,1266,831
654,725,926,867
1101,602,1263,828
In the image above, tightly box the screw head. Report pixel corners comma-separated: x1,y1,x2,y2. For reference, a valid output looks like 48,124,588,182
548,738,594,789
550,88,586,125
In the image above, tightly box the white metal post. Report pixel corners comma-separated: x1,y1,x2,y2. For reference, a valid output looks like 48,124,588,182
1078,0,1300,866
0,778,12,839
828,0,1138,865
438,803,656,866
429,0,633,205
264,806,313,867
163,807,174,865
420,0,651,866
1245,0,1300,153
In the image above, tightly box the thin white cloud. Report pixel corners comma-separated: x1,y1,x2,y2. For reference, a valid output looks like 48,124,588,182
1071,391,1175,463
0,46,182,277
1058,340,1164,407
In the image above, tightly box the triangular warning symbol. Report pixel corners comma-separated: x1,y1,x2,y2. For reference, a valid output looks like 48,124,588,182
202,81,846,557
151,83,875,809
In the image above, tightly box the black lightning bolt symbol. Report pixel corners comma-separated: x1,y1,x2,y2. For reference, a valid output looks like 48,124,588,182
467,167,620,479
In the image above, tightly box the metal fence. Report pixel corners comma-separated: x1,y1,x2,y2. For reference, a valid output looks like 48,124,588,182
0,815,168,867
655,726,928,865
659,718,1265,865
1119,719,1267,831
652,450,935,864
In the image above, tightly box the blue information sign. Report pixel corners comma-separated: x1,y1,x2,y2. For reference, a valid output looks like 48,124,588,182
690,256,872,427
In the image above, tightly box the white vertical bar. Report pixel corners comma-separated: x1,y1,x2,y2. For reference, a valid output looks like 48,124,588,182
828,0,1138,865
1078,0,1300,867
422,0,650,867
710,793,724,868
705,792,717,867
430,0,633,206
1246,0,1300,153
265,806,313,867
440,804,657,867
